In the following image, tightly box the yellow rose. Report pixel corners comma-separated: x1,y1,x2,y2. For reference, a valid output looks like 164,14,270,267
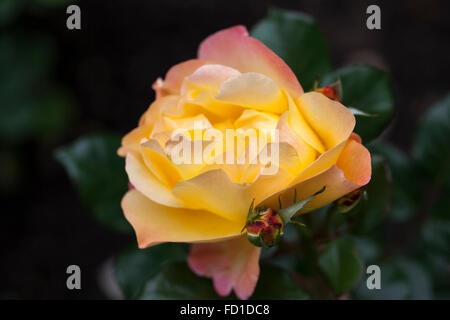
119,26,371,299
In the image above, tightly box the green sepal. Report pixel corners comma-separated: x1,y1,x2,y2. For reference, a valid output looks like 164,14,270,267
278,186,326,224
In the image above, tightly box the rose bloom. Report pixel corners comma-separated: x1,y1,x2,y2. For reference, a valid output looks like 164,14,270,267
119,26,371,299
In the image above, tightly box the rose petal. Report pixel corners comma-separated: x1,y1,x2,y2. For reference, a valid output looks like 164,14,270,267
336,138,371,186
122,189,243,248
286,90,326,154
198,25,303,98
182,64,241,95
139,95,179,126
140,140,183,188
185,90,243,119
257,139,371,211
277,111,317,173
296,92,355,150
118,125,152,156
216,72,288,114
234,109,279,131
125,152,184,208
187,235,261,300
152,59,208,98
172,169,251,223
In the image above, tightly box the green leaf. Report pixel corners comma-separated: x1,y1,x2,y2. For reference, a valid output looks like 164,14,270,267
347,155,392,234
138,262,220,300
320,65,395,142
251,8,330,90
138,261,308,300
55,133,130,233
354,258,432,300
413,93,450,188
318,238,363,295
115,243,188,299
251,264,309,299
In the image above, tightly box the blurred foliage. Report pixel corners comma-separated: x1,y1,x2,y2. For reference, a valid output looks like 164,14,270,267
355,257,432,299
115,243,189,299
0,0,78,195
251,8,330,91
51,8,450,300
0,33,74,144
413,93,450,189
55,133,131,233
344,155,392,234
0,0,77,145
318,238,363,296
320,66,395,143
138,262,221,300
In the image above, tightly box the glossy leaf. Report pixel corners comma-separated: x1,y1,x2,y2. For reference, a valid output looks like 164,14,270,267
347,155,392,234
320,65,395,142
251,8,330,90
251,264,309,300
115,243,188,299
138,262,220,300
318,238,363,295
55,133,130,233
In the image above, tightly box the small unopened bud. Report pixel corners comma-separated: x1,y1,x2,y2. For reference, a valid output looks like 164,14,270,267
314,80,342,102
337,188,364,213
316,86,340,101
246,208,284,247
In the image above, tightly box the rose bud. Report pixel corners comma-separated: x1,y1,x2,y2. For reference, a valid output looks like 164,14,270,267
315,80,342,102
336,187,365,213
246,208,284,247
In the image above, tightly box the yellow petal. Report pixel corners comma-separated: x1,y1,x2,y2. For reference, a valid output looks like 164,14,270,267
216,72,288,114
289,141,347,186
258,139,371,212
277,111,317,173
118,125,152,156
247,167,295,205
125,152,183,207
286,91,325,154
122,189,243,248
139,95,179,126
172,169,251,224
182,64,241,95
185,90,243,119
140,139,183,188
234,109,279,131
296,92,355,150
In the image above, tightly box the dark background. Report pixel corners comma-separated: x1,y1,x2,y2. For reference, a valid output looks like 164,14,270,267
1,0,449,299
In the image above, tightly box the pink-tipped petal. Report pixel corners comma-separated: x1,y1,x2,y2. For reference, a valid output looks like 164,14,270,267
198,25,303,98
187,235,261,300
153,59,208,98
